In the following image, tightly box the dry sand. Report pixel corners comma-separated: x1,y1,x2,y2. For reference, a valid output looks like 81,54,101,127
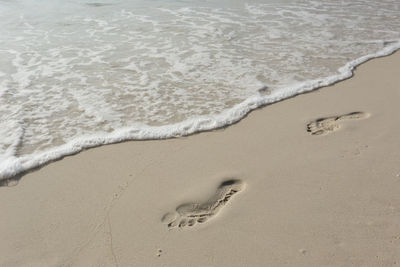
1,51,400,267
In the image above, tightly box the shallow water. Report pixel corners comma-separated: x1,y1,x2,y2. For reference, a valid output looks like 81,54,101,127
0,0,399,179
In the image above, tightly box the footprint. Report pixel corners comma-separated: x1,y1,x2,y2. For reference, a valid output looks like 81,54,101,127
0,177,19,187
162,179,245,229
307,112,369,136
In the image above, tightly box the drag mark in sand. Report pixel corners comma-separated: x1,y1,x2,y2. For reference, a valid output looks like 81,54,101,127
307,112,369,136
162,179,245,229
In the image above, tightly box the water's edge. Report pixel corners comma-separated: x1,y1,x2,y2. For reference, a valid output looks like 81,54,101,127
1,41,400,182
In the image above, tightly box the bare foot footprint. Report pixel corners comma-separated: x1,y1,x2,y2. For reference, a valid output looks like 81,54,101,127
162,179,245,229
307,112,369,136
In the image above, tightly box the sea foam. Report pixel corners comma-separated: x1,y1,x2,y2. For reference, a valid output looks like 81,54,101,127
0,0,399,180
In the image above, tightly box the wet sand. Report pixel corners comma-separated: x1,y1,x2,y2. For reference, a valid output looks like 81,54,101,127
1,52,400,266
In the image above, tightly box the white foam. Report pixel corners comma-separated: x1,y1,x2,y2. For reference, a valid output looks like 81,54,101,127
0,0,400,180
1,41,399,180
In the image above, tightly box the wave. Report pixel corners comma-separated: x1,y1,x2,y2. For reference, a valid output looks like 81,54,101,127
1,40,399,181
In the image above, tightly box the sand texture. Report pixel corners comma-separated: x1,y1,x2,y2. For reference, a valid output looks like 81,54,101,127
1,52,400,266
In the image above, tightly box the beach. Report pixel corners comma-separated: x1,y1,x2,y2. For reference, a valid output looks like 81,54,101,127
1,50,399,266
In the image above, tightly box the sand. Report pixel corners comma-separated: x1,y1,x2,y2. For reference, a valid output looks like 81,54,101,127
1,51,400,267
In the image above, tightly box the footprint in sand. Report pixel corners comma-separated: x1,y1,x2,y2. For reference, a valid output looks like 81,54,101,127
307,112,369,136
162,179,245,229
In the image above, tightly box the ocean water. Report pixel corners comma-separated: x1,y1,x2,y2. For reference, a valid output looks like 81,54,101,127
0,0,399,180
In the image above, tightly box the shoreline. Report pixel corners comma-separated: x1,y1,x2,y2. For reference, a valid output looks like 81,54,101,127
1,51,400,266
1,42,400,182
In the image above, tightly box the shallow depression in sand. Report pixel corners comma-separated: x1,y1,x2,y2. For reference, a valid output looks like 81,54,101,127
307,112,370,136
162,179,246,229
